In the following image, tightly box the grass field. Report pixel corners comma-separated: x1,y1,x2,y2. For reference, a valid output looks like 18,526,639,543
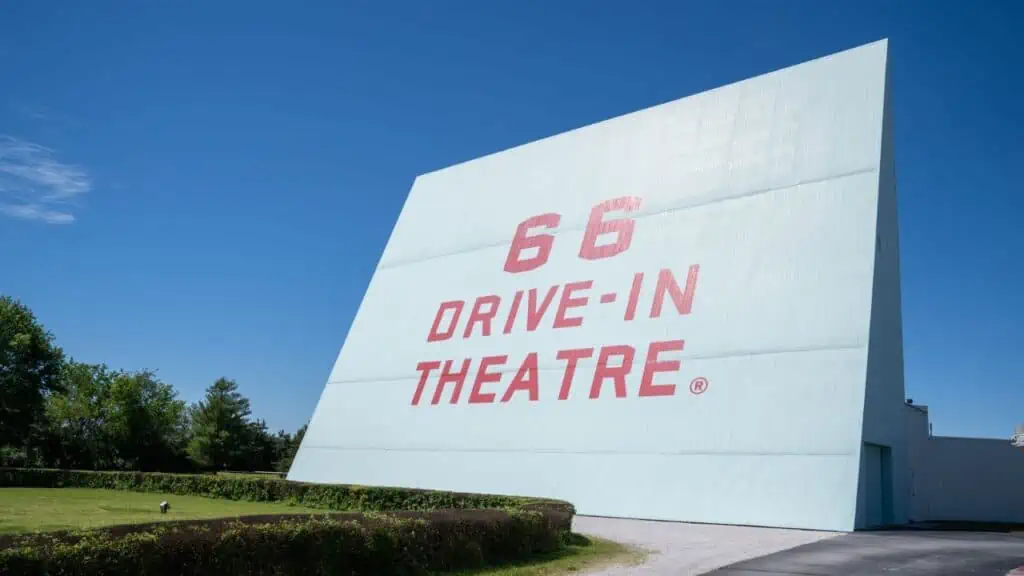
458,536,645,576
0,488,322,534
0,487,641,575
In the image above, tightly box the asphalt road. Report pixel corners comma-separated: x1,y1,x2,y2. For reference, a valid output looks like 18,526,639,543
708,529,1024,576
575,516,1024,575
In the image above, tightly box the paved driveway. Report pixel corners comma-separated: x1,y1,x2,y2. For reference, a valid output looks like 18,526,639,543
707,529,1024,575
572,516,839,575
573,516,1024,575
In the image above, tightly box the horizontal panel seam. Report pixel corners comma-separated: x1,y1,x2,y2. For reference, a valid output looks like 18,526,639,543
379,166,877,270
299,445,856,457
326,342,866,386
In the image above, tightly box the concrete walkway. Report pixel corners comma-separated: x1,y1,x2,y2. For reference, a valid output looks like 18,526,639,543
572,516,839,575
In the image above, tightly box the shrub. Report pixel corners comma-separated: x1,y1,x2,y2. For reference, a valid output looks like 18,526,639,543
0,509,568,575
0,468,576,574
0,468,575,519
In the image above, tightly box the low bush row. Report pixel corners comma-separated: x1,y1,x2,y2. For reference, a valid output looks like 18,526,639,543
0,468,575,516
0,509,571,575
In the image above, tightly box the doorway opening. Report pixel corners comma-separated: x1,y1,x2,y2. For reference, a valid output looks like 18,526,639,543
862,442,894,527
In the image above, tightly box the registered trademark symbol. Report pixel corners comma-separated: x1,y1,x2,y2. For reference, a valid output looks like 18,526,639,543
690,377,708,395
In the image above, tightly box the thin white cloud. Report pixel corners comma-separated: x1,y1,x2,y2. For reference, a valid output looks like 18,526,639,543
0,135,91,224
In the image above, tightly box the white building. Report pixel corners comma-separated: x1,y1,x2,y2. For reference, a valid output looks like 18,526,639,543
289,39,1024,531
905,404,1024,524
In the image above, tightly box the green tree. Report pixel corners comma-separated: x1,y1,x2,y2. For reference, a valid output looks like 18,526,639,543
41,364,191,471
276,423,307,474
187,378,253,470
104,369,191,471
0,296,65,463
41,361,116,469
238,418,280,471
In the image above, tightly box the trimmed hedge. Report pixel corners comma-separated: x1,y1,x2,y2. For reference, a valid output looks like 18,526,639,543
0,469,577,575
0,468,575,516
0,509,570,575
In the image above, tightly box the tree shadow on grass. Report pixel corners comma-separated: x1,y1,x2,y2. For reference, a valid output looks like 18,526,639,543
444,534,643,576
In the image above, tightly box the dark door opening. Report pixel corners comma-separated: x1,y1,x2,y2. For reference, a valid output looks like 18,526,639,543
863,442,894,527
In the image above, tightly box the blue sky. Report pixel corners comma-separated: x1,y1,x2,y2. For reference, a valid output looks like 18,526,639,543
1,1,1020,439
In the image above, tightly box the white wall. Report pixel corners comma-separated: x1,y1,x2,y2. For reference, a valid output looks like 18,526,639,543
290,40,892,532
905,404,930,521
906,405,1024,524
857,53,910,528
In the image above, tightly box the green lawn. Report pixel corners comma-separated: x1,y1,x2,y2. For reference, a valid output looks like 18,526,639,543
0,488,323,534
451,535,645,576
0,488,642,575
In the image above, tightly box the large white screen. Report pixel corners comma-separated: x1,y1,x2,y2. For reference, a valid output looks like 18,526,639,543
290,40,890,532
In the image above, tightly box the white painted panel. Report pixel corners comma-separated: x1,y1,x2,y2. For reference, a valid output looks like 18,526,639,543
289,449,860,532
329,172,879,388
291,40,891,532
304,347,867,457
379,41,887,271
905,406,1024,524
861,57,910,525
912,437,1024,524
